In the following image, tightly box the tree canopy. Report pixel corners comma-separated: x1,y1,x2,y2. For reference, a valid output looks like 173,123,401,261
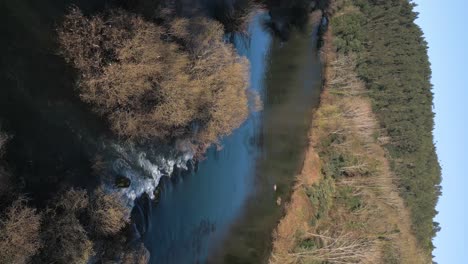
58,8,250,152
330,0,441,252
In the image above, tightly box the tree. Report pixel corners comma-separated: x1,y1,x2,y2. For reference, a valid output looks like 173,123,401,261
58,8,250,153
37,189,93,264
89,187,130,236
54,187,89,212
40,213,94,264
0,198,42,264
330,0,441,252
122,243,150,264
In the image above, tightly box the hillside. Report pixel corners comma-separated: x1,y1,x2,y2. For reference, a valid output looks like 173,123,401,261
330,0,441,252
270,0,440,262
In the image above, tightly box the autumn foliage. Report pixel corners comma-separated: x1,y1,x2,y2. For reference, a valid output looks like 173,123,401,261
0,198,41,264
37,188,131,263
89,187,130,236
58,8,250,150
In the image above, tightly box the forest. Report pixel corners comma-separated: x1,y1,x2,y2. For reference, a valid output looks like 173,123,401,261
270,0,441,263
330,0,441,252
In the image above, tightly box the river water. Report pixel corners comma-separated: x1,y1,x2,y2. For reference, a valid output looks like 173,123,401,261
142,10,323,264
0,1,322,263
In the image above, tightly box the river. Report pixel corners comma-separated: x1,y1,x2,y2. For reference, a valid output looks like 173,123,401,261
142,10,323,264
0,1,322,263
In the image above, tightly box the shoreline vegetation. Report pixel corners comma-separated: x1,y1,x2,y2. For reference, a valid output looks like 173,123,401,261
57,7,251,156
1,0,330,262
1,129,136,263
1,2,253,263
0,0,441,263
270,0,440,263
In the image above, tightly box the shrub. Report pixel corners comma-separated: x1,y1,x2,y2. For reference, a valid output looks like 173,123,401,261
336,185,363,211
330,11,365,53
58,8,250,151
306,177,335,221
35,189,94,264
37,188,130,262
382,243,402,264
122,243,150,264
0,198,42,264
54,188,89,213
89,188,130,236
40,213,93,264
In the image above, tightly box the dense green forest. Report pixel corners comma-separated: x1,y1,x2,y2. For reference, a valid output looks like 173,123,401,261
330,0,441,252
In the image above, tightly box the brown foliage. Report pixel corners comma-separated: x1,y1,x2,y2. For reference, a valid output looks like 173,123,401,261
40,213,94,264
0,198,42,264
54,188,89,212
58,8,250,150
37,188,130,263
38,189,93,264
122,243,150,264
89,187,130,236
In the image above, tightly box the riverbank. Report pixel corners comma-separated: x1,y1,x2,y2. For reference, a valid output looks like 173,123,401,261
145,9,325,264
0,2,326,263
269,24,428,264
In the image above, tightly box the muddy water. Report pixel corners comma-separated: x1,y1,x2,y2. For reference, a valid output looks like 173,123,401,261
143,11,323,264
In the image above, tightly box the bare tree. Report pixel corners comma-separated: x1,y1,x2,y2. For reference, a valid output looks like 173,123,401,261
122,243,150,264
89,187,130,236
0,198,42,264
58,8,251,153
40,213,94,264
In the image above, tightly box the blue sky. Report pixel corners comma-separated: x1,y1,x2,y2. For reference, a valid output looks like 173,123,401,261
413,0,468,263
